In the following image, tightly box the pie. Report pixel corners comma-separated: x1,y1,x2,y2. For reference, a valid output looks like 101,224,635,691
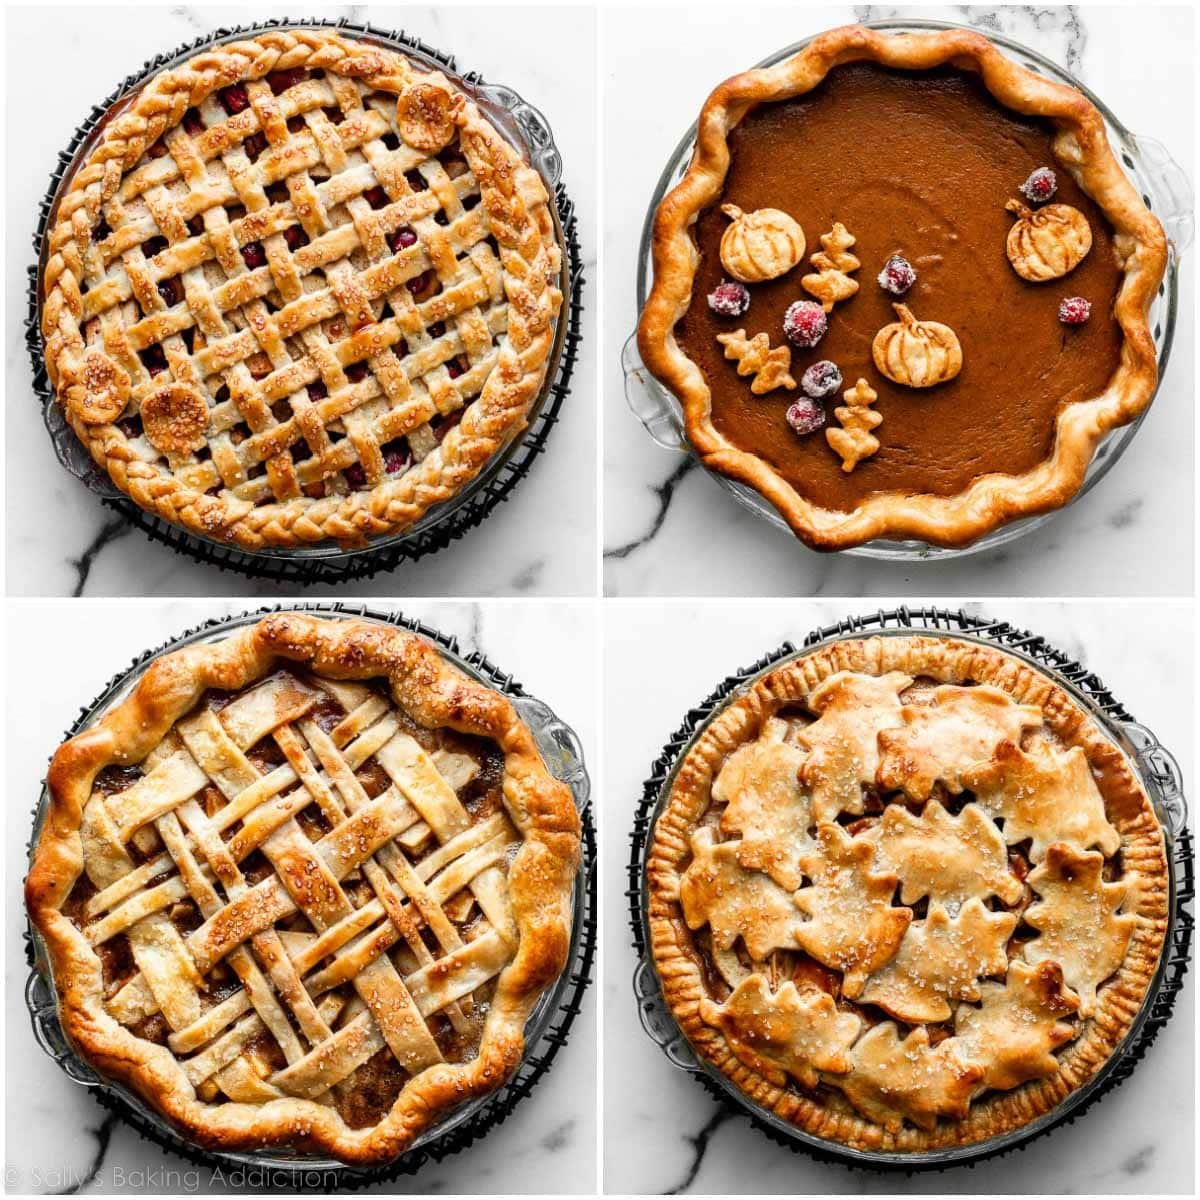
40,29,563,550
646,634,1169,1151
637,26,1168,550
25,613,581,1163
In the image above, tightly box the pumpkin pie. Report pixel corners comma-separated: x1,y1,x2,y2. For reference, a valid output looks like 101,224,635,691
637,26,1168,550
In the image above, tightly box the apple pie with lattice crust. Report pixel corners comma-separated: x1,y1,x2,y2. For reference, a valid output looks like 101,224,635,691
647,634,1169,1152
40,30,563,549
26,614,581,1163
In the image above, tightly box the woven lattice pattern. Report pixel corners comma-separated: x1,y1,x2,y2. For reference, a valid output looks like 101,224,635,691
70,670,519,1128
42,32,563,548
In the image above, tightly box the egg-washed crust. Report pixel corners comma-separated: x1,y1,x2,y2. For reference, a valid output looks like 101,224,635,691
637,25,1168,550
646,634,1169,1152
26,613,581,1163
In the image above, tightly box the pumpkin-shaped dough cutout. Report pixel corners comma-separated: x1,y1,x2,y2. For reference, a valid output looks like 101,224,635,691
872,304,963,389
719,205,805,283
1005,200,1092,282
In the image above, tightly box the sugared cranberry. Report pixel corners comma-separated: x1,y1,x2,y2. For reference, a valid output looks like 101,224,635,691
218,85,250,115
343,463,367,489
786,397,827,437
800,360,842,400
877,254,917,295
241,242,266,269
1058,296,1092,325
782,300,827,348
706,280,750,317
1020,167,1058,204
389,227,418,254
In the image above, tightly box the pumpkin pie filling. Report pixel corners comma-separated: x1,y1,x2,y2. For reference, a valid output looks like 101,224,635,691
675,64,1126,514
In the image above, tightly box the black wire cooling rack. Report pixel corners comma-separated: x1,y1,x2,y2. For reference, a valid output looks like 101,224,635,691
25,19,585,584
24,602,596,1188
627,606,1192,1173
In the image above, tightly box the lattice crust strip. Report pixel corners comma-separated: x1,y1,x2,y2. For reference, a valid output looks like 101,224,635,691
28,614,581,1164
41,31,564,549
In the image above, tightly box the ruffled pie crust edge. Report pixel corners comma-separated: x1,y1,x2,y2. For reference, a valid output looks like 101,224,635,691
41,30,563,550
645,634,1169,1153
636,25,1168,551
26,613,581,1164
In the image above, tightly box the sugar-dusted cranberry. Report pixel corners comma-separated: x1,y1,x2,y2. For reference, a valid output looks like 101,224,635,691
877,254,916,295
1020,167,1058,204
218,84,250,115
1058,296,1092,325
241,241,266,269
800,360,842,400
785,397,827,437
782,300,827,348
389,227,418,254
706,280,750,317
343,462,367,489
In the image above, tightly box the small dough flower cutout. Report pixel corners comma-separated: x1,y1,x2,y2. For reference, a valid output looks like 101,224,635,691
1005,199,1092,281
716,328,796,394
872,303,963,388
395,82,462,152
826,378,881,472
719,204,805,282
71,347,131,425
140,383,210,456
801,222,861,312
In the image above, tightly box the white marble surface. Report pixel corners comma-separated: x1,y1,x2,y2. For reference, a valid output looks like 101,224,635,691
603,600,1193,1193
603,6,1195,596
6,600,597,1193
6,6,597,597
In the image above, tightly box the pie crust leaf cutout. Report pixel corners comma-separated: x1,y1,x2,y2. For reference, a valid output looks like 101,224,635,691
858,898,1017,1023
963,741,1122,863
861,798,1025,907
1005,200,1093,281
140,384,211,456
826,377,881,472
956,961,1080,1092
395,82,463,152
714,718,814,889
699,974,862,1089
801,222,861,312
71,347,131,425
876,684,1043,800
839,1022,984,1133
719,204,806,282
795,823,911,996
871,303,963,388
679,827,807,961
716,329,796,394
795,670,912,822
1023,843,1136,1017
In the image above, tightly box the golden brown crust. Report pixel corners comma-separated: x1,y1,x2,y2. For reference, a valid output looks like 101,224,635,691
41,30,563,550
26,613,580,1164
646,634,1169,1152
637,25,1168,550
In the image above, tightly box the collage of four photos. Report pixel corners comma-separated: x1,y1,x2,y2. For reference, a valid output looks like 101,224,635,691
4,2,1196,1196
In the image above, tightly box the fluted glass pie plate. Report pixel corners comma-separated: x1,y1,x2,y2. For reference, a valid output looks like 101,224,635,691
32,19,576,570
24,604,592,1176
622,19,1193,561
630,612,1190,1167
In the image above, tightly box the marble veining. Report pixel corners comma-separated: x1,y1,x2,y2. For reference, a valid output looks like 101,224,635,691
7,601,597,1194
604,4,1194,596
603,600,1193,1194
8,5,596,598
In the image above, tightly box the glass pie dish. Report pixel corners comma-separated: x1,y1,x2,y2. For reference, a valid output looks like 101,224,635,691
24,604,593,1177
629,610,1190,1166
622,19,1193,561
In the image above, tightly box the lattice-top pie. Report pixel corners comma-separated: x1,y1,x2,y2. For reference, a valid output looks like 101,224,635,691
647,634,1169,1152
26,614,580,1163
40,30,563,549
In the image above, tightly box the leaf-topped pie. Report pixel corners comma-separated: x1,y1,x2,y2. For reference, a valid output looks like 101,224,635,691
40,30,563,550
646,634,1169,1152
25,614,581,1163
637,25,1168,550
